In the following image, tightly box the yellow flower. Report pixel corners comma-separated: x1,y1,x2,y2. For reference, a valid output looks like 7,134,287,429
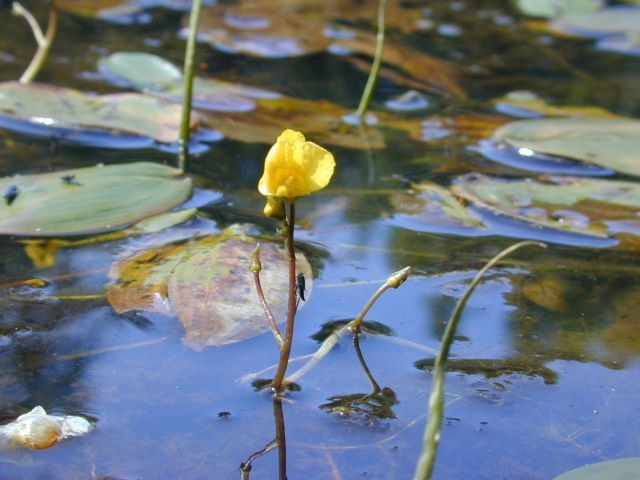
258,129,336,206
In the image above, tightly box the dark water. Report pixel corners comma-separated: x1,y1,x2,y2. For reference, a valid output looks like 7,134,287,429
0,1,639,479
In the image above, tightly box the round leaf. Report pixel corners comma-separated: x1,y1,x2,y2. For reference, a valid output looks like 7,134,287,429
553,457,640,480
0,162,192,236
492,118,640,176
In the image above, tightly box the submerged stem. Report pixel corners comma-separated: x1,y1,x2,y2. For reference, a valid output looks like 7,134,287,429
271,203,297,393
178,0,203,173
413,241,546,480
14,1,58,83
355,0,387,118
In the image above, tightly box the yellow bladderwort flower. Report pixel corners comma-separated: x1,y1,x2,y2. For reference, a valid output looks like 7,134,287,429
258,129,336,217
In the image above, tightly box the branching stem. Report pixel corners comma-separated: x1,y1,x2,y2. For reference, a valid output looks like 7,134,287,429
285,266,410,384
13,1,58,84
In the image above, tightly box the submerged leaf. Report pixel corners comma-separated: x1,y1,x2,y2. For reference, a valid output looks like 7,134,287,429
452,173,640,240
0,81,198,146
106,226,313,349
192,5,463,97
491,117,640,176
0,163,192,237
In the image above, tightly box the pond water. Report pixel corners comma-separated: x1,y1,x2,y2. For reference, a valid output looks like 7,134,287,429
0,1,640,479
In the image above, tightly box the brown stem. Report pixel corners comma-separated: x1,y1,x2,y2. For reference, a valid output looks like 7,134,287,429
273,397,288,480
271,202,297,393
253,271,283,348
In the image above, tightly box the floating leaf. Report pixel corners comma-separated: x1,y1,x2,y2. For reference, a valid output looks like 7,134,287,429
491,117,640,176
452,173,640,240
23,208,199,269
552,457,640,480
99,52,281,112
492,91,621,119
0,163,192,237
515,0,603,18
106,226,313,349
388,181,485,232
0,81,198,146
554,7,640,37
0,406,92,450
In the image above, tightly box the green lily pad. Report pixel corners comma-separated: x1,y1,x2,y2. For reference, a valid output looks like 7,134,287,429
0,81,198,146
106,226,313,349
552,457,640,480
515,0,603,18
388,181,485,232
555,7,640,36
0,162,192,237
99,52,281,112
452,173,640,239
492,118,640,176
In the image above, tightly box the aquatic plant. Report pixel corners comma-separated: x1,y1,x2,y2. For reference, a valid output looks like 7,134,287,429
255,129,336,393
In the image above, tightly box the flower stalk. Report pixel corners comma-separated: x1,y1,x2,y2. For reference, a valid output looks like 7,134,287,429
256,129,336,394
270,203,297,393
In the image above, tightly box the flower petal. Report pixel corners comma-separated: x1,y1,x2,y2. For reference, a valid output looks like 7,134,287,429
258,129,335,201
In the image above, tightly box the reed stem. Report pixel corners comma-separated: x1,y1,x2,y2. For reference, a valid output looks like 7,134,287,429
178,0,203,173
413,241,546,480
13,1,58,84
355,0,387,119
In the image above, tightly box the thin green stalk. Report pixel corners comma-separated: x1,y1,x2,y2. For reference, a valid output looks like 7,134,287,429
355,0,387,119
13,1,58,83
271,203,297,393
178,0,203,173
413,241,546,480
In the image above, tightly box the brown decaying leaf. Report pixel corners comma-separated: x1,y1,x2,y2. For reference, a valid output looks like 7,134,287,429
193,3,463,97
107,231,313,349
202,97,387,150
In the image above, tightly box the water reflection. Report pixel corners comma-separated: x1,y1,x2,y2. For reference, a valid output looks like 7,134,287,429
319,333,398,422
